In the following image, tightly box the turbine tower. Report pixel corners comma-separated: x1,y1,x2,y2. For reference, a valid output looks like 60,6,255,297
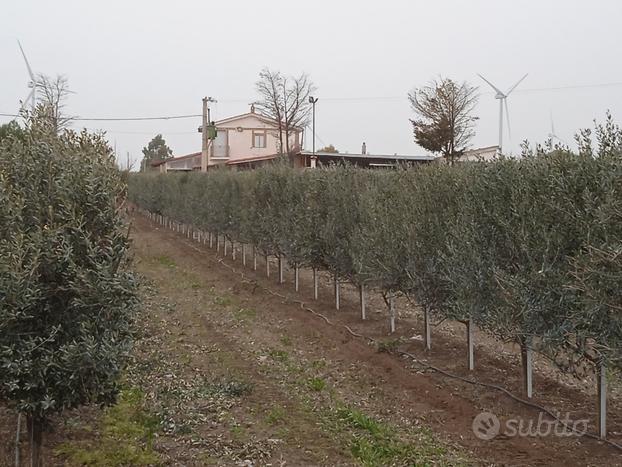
477,73,528,155
18,40,37,112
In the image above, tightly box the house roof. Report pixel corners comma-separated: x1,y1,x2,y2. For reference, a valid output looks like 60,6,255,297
463,145,498,154
215,111,303,131
226,154,279,165
299,151,437,162
153,152,281,168
150,152,201,167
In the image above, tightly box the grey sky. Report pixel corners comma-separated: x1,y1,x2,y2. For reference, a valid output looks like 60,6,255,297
2,0,622,167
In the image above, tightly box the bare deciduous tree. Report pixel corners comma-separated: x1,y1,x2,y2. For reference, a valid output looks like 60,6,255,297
254,68,315,157
409,77,478,165
35,74,74,133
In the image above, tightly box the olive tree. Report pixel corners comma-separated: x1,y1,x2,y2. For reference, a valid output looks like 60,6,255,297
0,118,138,464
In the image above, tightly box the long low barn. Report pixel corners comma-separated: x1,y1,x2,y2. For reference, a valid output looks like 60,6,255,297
298,150,437,168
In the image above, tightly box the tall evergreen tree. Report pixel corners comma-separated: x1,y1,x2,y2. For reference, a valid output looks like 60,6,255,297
140,134,172,171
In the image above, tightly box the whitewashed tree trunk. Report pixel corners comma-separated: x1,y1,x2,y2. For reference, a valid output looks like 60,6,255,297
313,268,318,300
334,273,340,310
424,306,431,351
278,256,284,284
359,285,366,320
521,337,533,399
389,295,396,333
598,361,607,439
467,319,475,371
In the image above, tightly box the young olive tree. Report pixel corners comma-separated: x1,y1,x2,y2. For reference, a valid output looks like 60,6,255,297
0,118,138,464
409,77,478,165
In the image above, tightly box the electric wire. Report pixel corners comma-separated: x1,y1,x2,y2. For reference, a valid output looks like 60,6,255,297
2,80,622,123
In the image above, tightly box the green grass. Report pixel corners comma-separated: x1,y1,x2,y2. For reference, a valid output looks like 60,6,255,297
233,307,257,322
229,424,246,441
268,349,289,362
55,387,161,466
326,406,465,467
307,377,327,392
213,293,234,307
154,255,176,268
376,338,402,354
266,407,286,425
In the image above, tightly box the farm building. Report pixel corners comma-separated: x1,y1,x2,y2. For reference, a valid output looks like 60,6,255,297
458,145,499,161
151,105,304,172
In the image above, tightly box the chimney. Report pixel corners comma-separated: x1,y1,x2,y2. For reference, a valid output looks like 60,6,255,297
361,142,367,155
250,103,255,114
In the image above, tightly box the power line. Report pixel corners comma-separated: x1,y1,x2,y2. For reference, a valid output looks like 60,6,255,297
0,112,201,121
1,80,621,123
86,128,197,135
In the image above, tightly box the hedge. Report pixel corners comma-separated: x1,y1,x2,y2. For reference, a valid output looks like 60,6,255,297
129,138,621,374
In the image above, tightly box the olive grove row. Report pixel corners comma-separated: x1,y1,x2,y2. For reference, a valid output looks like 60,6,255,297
129,143,621,379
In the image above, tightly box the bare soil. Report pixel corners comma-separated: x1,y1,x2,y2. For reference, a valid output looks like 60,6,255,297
2,214,621,466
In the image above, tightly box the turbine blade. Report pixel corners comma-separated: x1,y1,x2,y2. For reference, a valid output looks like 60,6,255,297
17,40,35,81
477,73,504,96
505,99,511,140
506,73,528,95
19,88,35,112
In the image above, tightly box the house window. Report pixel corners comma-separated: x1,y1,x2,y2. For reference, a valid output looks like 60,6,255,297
252,131,266,148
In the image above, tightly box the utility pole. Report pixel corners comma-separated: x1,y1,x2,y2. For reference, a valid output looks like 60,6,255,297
308,96,318,168
201,96,217,172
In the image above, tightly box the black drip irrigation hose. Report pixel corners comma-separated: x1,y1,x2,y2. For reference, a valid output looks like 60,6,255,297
146,213,622,453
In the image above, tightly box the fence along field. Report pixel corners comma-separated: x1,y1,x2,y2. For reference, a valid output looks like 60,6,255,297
128,132,621,442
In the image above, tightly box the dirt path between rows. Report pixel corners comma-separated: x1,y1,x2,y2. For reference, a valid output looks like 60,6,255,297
128,214,620,466
2,213,620,466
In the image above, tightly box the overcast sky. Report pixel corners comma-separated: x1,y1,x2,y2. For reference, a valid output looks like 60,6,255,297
2,0,622,167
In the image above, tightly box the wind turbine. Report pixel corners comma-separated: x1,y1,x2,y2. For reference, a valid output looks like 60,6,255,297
17,40,37,112
477,73,528,155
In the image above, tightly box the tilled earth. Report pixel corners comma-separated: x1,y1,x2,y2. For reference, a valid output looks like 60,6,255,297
1,214,621,466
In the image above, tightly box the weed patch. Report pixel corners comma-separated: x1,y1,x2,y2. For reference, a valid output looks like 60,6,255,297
327,406,465,466
268,349,289,362
55,387,161,466
307,377,327,392
154,255,176,268
266,407,286,425
233,307,257,322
